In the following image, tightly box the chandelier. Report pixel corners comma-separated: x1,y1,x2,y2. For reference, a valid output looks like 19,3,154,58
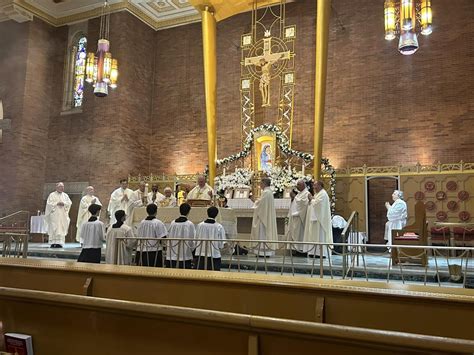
384,0,433,55
85,0,118,97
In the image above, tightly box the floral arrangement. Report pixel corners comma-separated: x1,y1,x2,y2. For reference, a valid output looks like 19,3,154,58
214,168,253,193
266,166,313,196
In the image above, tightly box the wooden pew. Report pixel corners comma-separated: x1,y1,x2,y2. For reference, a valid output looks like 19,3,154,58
0,259,473,340
0,287,473,355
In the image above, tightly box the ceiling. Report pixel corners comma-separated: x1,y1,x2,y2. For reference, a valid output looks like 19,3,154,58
0,0,201,30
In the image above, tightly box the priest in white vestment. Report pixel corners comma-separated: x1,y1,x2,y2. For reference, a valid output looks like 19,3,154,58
250,177,278,257
303,181,333,258
287,180,311,253
131,181,148,208
44,182,72,247
107,179,134,225
187,175,213,201
147,184,165,205
105,210,135,265
76,186,102,243
384,190,408,246
159,187,177,208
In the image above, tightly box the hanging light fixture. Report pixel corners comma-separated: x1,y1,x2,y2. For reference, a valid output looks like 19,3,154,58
383,0,433,55
85,0,118,97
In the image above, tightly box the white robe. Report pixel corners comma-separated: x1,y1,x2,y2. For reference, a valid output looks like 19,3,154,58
158,195,177,208
107,187,134,225
105,224,135,265
251,187,278,256
288,189,310,252
136,218,167,252
166,220,196,261
303,189,333,258
80,220,106,249
76,195,102,243
195,221,226,258
147,191,165,205
384,199,408,246
44,191,72,245
187,184,213,200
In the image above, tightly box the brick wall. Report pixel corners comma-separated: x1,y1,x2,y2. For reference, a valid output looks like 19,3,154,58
1,0,474,215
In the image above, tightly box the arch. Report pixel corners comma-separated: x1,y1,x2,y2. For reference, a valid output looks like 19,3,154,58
62,32,87,112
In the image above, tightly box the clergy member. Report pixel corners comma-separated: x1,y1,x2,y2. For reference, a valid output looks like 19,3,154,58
187,175,213,201
303,180,333,258
44,182,72,248
131,181,147,208
147,184,165,205
166,203,196,269
288,179,311,254
195,206,227,271
76,186,102,243
160,187,177,208
250,177,278,257
107,179,134,225
77,204,105,264
384,190,408,246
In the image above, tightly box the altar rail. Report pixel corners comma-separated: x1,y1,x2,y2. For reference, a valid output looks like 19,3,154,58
1,287,473,355
116,238,474,288
0,258,473,340
0,210,29,258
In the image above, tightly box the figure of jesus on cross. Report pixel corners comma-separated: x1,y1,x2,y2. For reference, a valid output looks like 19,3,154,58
244,37,291,107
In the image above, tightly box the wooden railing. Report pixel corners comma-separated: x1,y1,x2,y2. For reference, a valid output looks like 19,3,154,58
0,286,473,354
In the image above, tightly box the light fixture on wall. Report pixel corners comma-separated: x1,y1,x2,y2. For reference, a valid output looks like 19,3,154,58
85,0,118,97
384,0,433,55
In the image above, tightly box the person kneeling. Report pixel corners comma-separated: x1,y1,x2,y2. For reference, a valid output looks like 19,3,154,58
136,204,167,267
166,203,195,269
195,206,226,271
77,204,105,263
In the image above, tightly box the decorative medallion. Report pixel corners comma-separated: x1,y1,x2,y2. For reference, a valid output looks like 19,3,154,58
425,201,436,212
414,191,425,200
424,181,435,192
447,201,458,211
459,211,471,222
458,190,469,201
436,211,448,221
446,181,458,191
436,191,446,201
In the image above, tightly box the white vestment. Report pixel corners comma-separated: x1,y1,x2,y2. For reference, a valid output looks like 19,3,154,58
80,220,106,249
166,220,196,261
303,189,333,258
250,187,278,256
187,184,213,200
158,195,177,208
44,191,72,245
195,221,226,258
105,224,135,265
107,187,134,225
384,199,408,246
288,189,310,252
136,218,167,252
147,191,165,205
76,195,102,243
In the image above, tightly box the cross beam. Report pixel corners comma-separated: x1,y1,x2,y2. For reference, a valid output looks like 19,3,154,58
0,100,11,143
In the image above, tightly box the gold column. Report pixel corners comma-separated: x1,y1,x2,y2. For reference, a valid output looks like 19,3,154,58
313,0,331,178
201,6,217,187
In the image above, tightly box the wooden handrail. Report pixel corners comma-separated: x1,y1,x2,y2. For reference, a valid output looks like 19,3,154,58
0,286,473,353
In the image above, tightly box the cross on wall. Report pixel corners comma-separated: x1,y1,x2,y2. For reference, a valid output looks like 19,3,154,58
0,100,11,143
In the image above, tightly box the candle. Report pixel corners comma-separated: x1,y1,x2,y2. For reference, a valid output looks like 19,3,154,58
302,163,305,175
223,168,226,176
144,183,149,196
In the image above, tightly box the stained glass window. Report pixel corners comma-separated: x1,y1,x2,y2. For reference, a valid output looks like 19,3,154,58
73,36,87,108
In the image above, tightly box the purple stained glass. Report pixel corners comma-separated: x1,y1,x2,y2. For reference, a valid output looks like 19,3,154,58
73,36,87,108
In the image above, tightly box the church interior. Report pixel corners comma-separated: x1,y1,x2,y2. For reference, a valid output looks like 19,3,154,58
0,0,474,354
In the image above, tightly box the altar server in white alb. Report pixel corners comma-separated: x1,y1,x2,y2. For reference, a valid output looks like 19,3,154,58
195,206,227,271
251,177,278,256
76,186,102,243
166,203,196,269
384,190,408,246
77,204,105,264
105,210,135,265
303,181,333,258
107,179,134,225
186,175,213,201
45,182,72,248
288,179,311,253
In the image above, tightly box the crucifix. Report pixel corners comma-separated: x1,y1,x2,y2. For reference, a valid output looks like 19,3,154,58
0,100,11,143
244,37,291,107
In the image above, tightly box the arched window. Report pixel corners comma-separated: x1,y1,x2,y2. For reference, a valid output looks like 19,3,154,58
62,32,88,113
73,36,87,108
